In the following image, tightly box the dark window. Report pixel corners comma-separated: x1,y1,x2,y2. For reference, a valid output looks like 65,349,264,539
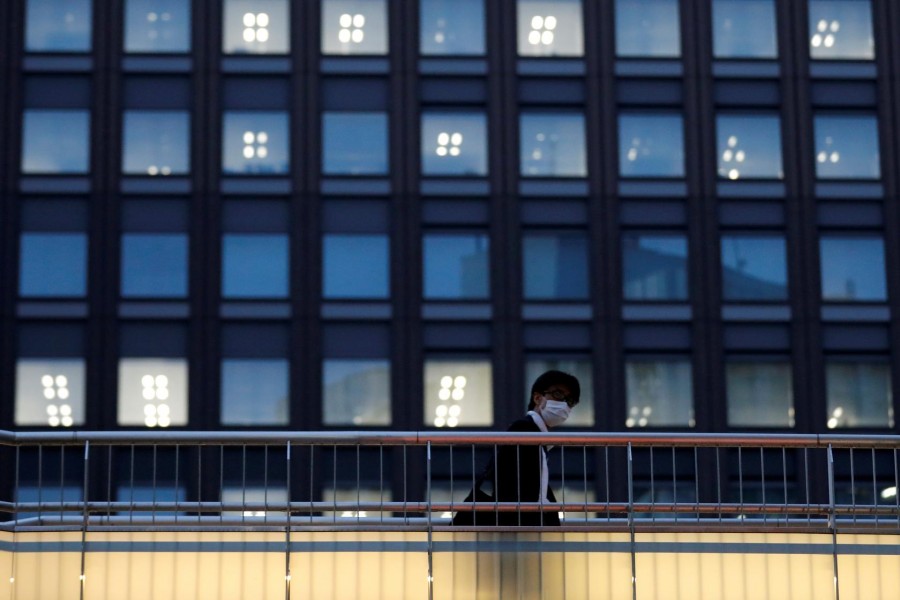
721,235,788,301
420,0,485,55
622,233,688,301
125,0,191,53
522,231,589,300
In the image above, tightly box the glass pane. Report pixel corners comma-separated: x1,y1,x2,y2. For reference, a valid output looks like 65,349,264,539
525,359,594,426
323,234,389,299
421,112,488,176
622,234,688,301
625,360,694,428
720,235,788,301
616,0,680,57
424,359,493,427
814,115,880,179
19,233,87,297
321,0,388,55
15,360,85,427
619,113,685,177
420,0,485,55
222,234,289,298
826,362,893,428
22,110,90,174
222,111,290,175
26,0,92,52
713,0,777,58
520,112,587,177
123,111,190,175
223,0,290,54
522,232,589,300
820,236,886,301
322,359,391,426
322,112,389,175
221,359,289,425
517,0,584,57
716,114,783,180
726,362,794,427
809,0,874,60
117,358,188,427
423,233,490,299
121,234,189,298
125,0,191,53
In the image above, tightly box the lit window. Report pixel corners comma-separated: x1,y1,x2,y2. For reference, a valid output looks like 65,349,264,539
622,233,688,301
819,236,886,302
625,359,694,428
517,0,584,57
323,359,391,426
321,0,388,55
808,0,874,60
420,0,485,55
813,115,880,180
321,487,392,519
323,234,389,299
424,359,493,428
125,0,190,53
123,110,190,176
322,112,389,175
222,234,290,299
22,110,90,174
222,111,290,175
716,114,783,180
221,360,289,425
826,362,893,428
712,0,777,59
20,233,88,298
522,231,589,300
421,112,488,176
520,112,587,177
525,358,594,426
223,0,290,54
619,113,685,178
721,235,787,302
117,359,188,428
121,234,189,298
221,487,287,518
423,232,490,300
26,0,92,52
726,361,794,427
15,360,85,427
615,0,681,58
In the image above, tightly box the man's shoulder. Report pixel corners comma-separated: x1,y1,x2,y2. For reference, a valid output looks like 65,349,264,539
506,415,540,432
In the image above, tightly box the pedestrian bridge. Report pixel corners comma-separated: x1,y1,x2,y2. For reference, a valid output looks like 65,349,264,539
1,430,898,599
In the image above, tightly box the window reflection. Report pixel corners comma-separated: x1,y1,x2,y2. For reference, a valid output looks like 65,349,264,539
15,360,86,427
616,0,681,57
625,359,694,428
322,112,388,175
808,0,874,60
323,234,389,299
424,359,493,427
525,358,594,426
520,112,587,177
222,111,290,175
123,110,190,175
125,0,190,53
222,234,289,298
716,114,783,180
221,359,289,425
826,362,893,429
223,0,290,54
517,0,584,57
523,232,589,301
19,233,87,298
726,361,794,427
26,0,92,52
420,0,485,55
619,113,685,177
814,115,880,180
819,236,886,301
713,0,777,58
22,110,90,174
117,358,188,427
622,234,688,301
121,234,189,298
323,360,391,425
321,0,388,55
421,112,488,176
720,235,787,301
423,232,490,299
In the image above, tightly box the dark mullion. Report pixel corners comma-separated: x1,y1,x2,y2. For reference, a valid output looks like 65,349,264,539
884,0,900,435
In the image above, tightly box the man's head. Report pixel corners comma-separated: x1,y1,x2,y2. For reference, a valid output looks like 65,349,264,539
528,370,581,412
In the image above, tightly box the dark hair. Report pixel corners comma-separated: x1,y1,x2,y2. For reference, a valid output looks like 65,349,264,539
527,370,581,411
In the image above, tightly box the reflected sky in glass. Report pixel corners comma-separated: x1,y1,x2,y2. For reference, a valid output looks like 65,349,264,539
125,0,190,53
322,0,388,55
22,110,90,174
421,112,488,176
322,112,388,175
420,0,485,55
713,0,777,58
222,112,289,175
522,232,589,300
223,0,290,54
809,0,874,60
622,234,688,301
721,235,787,301
26,0,92,52
222,234,289,298
123,111,190,175
520,112,587,177
423,233,489,299
19,233,87,297
717,114,783,179
121,234,188,298
323,359,391,425
323,234,389,299
619,113,685,177
814,115,880,179
517,0,584,57
221,359,289,425
820,236,886,301
616,0,680,57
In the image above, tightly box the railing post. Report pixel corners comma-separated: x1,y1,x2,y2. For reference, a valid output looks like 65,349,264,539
285,441,291,600
628,442,636,600
827,445,840,600
79,440,89,600
426,441,434,600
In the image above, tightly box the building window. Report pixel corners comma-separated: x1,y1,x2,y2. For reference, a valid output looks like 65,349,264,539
323,234,389,299
22,110,90,174
222,234,289,299
321,0,388,55
520,111,587,177
826,362,893,429
421,111,488,176
814,114,880,180
516,0,584,57
622,233,688,301
615,0,681,58
20,234,88,298
712,0,777,59
625,358,694,428
221,360,289,425
716,114,783,180
619,113,685,178
819,236,886,302
808,0,874,60
125,0,191,53
522,231,589,301
323,360,391,426
424,358,493,428
420,0,485,56
122,110,190,176
121,234,188,298
15,360,85,427
26,0,92,52
223,0,290,54
423,232,490,300
118,358,188,428
222,111,290,175
525,358,594,426
322,112,389,175
726,361,794,427
720,234,788,302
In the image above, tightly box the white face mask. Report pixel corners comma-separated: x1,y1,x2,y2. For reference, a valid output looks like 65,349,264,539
540,399,571,428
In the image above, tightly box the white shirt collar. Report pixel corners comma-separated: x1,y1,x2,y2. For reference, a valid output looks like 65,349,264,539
527,410,548,433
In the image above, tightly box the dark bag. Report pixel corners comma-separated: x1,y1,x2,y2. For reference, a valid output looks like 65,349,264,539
451,462,497,526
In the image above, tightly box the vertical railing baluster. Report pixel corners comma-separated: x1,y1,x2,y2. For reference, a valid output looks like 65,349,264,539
174,444,180,524
827,445,840,600
356,444,360,524
151,444,157,526
870,449,877,528
426,441,434,600
79,441,89,600
760,447,766,524
693,447,699,523
671,447,676,522
849,448,856,525
627,443,636,600
285,441,291,600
